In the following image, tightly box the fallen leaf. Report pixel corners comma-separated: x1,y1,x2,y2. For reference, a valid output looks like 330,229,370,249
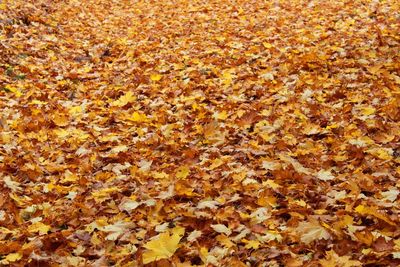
176,166,190,179
142,226,185,264
316,170,335,181
187,230,202,242
150,73,162,81
111,91,136,107
319,250,362,267
28,222,51,235
296,220,331,244
210,224,232,236
1,253,23,264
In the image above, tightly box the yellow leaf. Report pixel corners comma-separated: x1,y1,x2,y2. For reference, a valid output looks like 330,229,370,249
52,113,69,127
91,232,102,245
264,179,281,190
92,187,119,202
294,199,307,207
209,158,224,170
10,193,29,206
153,171,170,179
4,85,22,97
221,69,233,86
216,36,225,42
111,91,136,107
150,74,162,81
68,105,83,116
366,148,392,160
142,226,185,264
263,42,273,49
3,253,22,263
199,247,208,264
175,181,197,196
28,222,51,235
360,107,376,116
354,205,395,225
243,239,261,249
319,250,362,267
30,99,47,105
216,234,235,248
216,110,228,120
62,170,79,183
82,65,92,73
130,111,147,122
176,166,190,179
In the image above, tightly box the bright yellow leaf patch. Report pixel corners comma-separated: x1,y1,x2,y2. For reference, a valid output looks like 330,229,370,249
142,226,185,264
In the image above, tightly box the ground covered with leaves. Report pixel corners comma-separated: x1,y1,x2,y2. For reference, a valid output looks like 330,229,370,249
1,0,400,266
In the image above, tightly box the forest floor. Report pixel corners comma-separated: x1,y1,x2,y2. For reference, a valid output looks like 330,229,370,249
1,0,400,266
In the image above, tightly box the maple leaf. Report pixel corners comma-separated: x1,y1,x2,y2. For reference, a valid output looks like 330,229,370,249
264,179,281,190
153,171,170,179
150,73,162,81
3,85,22,97
319,250,362,267
215,110,228,120
109,145,128,154
259,231,283,243
28,222,51,235
100,221,134,241
187,230,202,242
142,226,185,264
130,111,147,122
197,200,220,209
61,170,79,183
4,176,22,192
138,159,152,171
211,224,232,236
52,112,69,126
111,91,136,107
118,198,140,212
221,69,234,86
263,42,273,49
209,158,224,170
366,147,393,160
243,239,261,249
217,234,235,248
381,188,399,202
316,170,335,181
261,160,280,171
0,253,22,264
354,205,395,226
296,220,330,244
176,165,190,179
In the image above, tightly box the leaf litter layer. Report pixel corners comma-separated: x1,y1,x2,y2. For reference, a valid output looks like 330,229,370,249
0,0,400,266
